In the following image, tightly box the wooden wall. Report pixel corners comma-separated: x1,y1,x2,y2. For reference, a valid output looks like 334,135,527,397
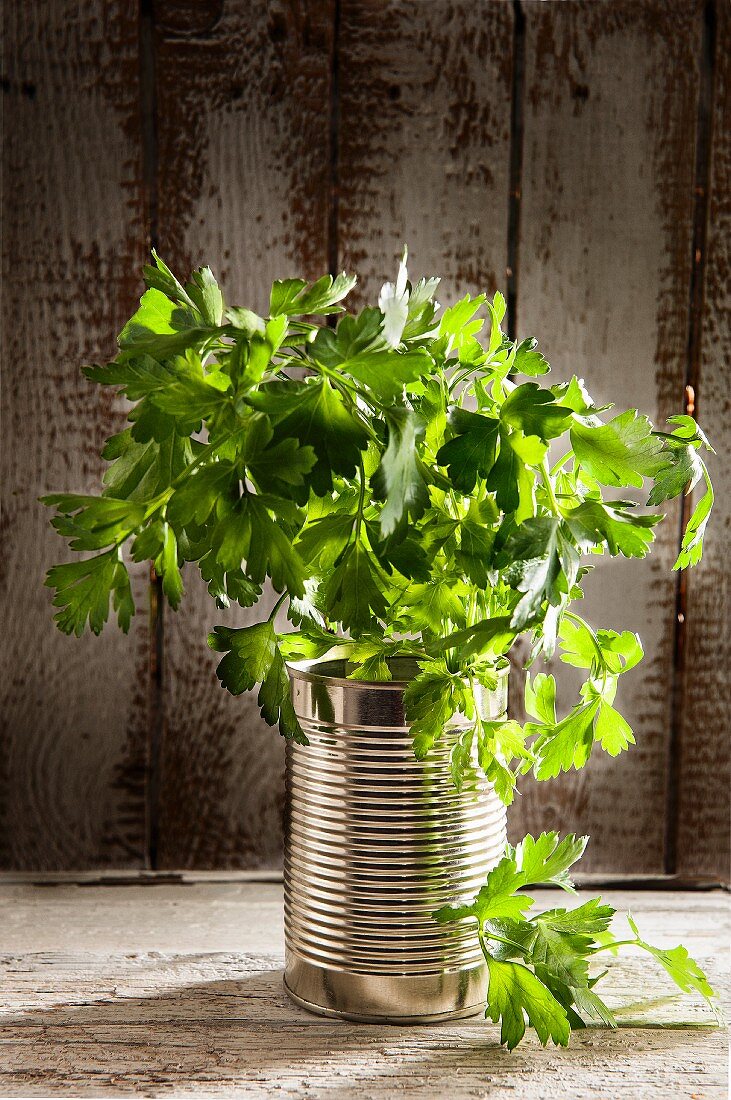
2,0,728,879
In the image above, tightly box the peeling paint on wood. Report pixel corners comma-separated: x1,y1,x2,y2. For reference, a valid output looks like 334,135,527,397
335,0,514,304
154,0,334,868
0,0,150,869
513,0,704,874
675,1,731,882
0,0,727,876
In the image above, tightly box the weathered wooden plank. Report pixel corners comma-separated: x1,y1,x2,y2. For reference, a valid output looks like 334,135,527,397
675,1,731,882
0,1,150,868
514,1,703,872
0,881,727,958
336,0,514,305
0,884,726,1098
153,0,334,867
1,1021,724,1099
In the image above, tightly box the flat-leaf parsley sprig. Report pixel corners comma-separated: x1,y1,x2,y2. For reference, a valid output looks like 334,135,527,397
435,832,720,1050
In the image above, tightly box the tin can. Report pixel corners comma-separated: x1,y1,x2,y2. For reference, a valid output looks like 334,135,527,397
283,656,508,1022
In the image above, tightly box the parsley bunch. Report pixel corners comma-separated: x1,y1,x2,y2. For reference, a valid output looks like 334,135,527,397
435,832,719,1049
43,250,714,791
43,252,719,1047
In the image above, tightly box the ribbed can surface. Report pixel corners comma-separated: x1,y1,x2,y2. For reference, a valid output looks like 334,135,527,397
283,657,508,1022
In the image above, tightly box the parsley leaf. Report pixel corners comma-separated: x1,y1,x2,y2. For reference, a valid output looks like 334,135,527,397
248,378,368,494
436,409,500,492
571,411,665,487
269,272,356,317
501,383,572,440
208,622,306,743
322,541,389,635
45,550,134,636
372,407,430,535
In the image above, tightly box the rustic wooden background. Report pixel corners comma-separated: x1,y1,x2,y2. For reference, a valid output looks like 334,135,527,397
2,0,728,879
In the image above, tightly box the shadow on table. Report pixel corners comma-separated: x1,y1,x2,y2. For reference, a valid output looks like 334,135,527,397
2,967,723,1097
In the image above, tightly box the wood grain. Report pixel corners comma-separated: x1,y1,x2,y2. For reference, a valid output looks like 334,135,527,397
0,882,727,1097
153,0,334,867
513,1,703,873
336,0,514,305
0,0,150,869
674,1,731,882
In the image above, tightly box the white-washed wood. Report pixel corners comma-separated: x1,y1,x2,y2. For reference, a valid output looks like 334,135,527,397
153,0,334,867
0,0,150,869
0,883,727,1098
674,0,731,882
336,0,513,309
515,1,703,872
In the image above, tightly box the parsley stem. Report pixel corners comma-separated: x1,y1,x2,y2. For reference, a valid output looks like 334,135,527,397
478,924,526,958
588,938,639,955
564,610,606,669
540,459,561,516
355,458,367,539
268,592,288,623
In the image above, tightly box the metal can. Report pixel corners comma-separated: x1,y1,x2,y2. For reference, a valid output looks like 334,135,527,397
284,657,508,1022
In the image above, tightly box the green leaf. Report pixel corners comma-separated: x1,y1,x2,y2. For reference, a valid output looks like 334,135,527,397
485,429,543,521
674,475,713,569
42,494,146,553
525,672,557,725
208,622,306,743
647,443,704,506
534,701,600,780
438,294,486,362
497,517,562,629
295,513,356,570
594,701,635,756
373,407,429,536
44,551,134,636
571,411,665,487
323,541,388,635
513,337,550,376
84,354,176,400
501,384,572,440
142,250,197,310
535,898,615,937
210,496,306,597
118,287,212,356
235,416,317,497
159,523,184,610
436,409,500,493
167,462,237,528
564,501,661,558
403,662,463,758
101,429,193,502
270,272,356,317
511,832,588,891
454,517,495,587
400,579,467,635
326,340,434,402
186,265,224,325
248,378,368,494
433,616,515,661
626,915,719,1018
484,956,570,1050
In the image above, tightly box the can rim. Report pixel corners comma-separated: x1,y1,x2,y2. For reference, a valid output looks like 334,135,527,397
286,653,510,690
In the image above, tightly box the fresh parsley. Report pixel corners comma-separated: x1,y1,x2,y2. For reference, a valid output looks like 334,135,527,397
435,832,719,1049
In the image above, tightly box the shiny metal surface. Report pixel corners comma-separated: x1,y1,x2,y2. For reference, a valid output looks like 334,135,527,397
283,657,508,1021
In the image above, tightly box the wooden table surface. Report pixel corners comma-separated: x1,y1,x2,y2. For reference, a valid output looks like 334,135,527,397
0,879,728,1098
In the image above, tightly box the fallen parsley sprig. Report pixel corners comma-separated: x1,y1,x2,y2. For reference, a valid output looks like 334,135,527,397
435,832,720,1050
